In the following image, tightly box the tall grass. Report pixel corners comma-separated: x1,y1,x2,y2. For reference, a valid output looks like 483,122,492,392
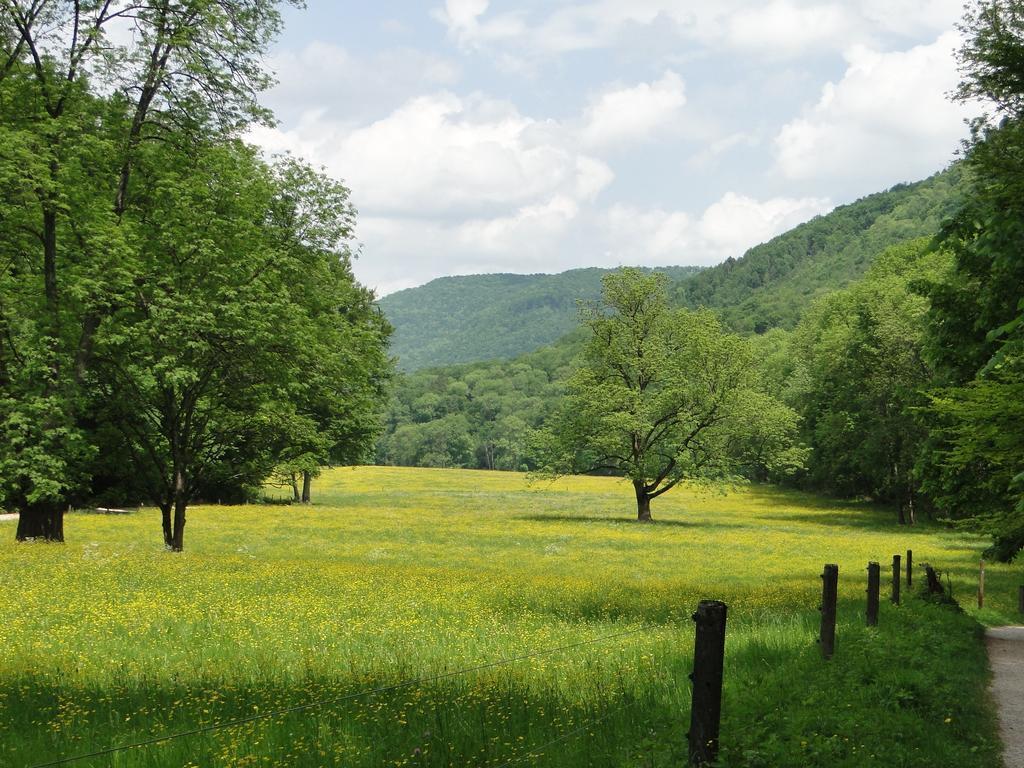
0,467,1012,766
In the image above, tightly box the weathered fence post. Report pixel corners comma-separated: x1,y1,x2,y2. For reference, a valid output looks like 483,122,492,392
1018,585,1024,615
906,549,913,588
866,562,880,627
925,565,943,594
820,564,838,659
978,559,985,609
892,554,901,605
688,600,728,766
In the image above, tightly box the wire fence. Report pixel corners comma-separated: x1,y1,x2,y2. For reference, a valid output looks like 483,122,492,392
491,704,633,768
28,546,984,767
29,626,654,768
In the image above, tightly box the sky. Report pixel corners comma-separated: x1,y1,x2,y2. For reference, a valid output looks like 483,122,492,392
251,0,977,296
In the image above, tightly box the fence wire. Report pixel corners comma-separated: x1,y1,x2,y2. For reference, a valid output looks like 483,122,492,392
30,626,651,768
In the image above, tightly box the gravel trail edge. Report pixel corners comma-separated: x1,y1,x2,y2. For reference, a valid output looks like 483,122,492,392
988,627,1024,768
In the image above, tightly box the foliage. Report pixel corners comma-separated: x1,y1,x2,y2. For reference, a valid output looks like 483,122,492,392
0,0,301,497
672,169,963,334
379,266,701,372
787,239,947,519
377,333,582,471
0,466,1006,766
0,1,391,547
915,0,1024,559
925,380,1024,560
536,269,802,520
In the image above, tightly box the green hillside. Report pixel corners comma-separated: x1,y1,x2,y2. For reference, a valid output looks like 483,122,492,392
379,167,966,472
378,266,701,371
675,167,964,332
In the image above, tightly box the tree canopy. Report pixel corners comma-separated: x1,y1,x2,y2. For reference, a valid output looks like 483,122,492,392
0,0,392,549
912,0,1024,558
537,269,802,521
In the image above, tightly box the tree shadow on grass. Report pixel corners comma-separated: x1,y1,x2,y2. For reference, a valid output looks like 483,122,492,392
752,511,944,535
740,487,947,535
513,513,747,530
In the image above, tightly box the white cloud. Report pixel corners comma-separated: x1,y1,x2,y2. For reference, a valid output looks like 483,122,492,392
456,196,581,252
698,193,831,256
432,0,526,49
256,3,975,297
263,42,460,122
340,191,830,297
354,211,586,296
604,193,832,266
726,2,857,55
253,92,614,217
774,31,973,185
580,70,687,148
431,0,967,60
859,0,966,37
688,131,761,169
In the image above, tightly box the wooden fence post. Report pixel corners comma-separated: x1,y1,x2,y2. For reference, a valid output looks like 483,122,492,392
820,564,838,659
688,600,728,766
866,562,880,627
892,554,901,605
925,565,943,594
906,549,913,588
978,560,985,609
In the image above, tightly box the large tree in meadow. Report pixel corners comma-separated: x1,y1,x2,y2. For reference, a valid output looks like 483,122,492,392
0,0,299,540
538,269,803,521
263,159,392,506
87,139,389,551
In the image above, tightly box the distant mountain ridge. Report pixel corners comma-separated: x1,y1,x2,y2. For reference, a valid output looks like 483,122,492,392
378,266,703,371
377,165,968,471
379,166,963,372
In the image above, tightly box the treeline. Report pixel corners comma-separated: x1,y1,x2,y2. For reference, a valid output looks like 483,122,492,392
785,0,1024,557
376,335,581,470
0,1,390,550
377,158,966,475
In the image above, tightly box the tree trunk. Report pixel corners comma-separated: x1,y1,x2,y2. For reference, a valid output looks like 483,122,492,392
170,496,186,552
894,462,906,525
301,471,311,504
42,206,59,329
290,473,300,502
906,485,916,526
160,503,173,547
634,480,652,522
16,502,64,542
168,466,187,551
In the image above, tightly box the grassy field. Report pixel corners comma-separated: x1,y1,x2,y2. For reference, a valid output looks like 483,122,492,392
0,466,1018,767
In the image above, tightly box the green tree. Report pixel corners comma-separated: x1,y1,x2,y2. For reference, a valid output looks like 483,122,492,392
88,137,389,551
0,0,299,540
537,269,802,521
262,158,392,505
789,239,942,522
917,0,1024,558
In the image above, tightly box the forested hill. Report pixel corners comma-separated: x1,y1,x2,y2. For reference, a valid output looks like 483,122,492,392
378,165,969,473
378,266,702,371
674,166,964,332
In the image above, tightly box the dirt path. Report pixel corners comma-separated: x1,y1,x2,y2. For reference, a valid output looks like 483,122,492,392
989,627,1024,767
0,513,16,522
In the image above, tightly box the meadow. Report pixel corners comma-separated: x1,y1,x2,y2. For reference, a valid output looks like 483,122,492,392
0,466,1018,767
